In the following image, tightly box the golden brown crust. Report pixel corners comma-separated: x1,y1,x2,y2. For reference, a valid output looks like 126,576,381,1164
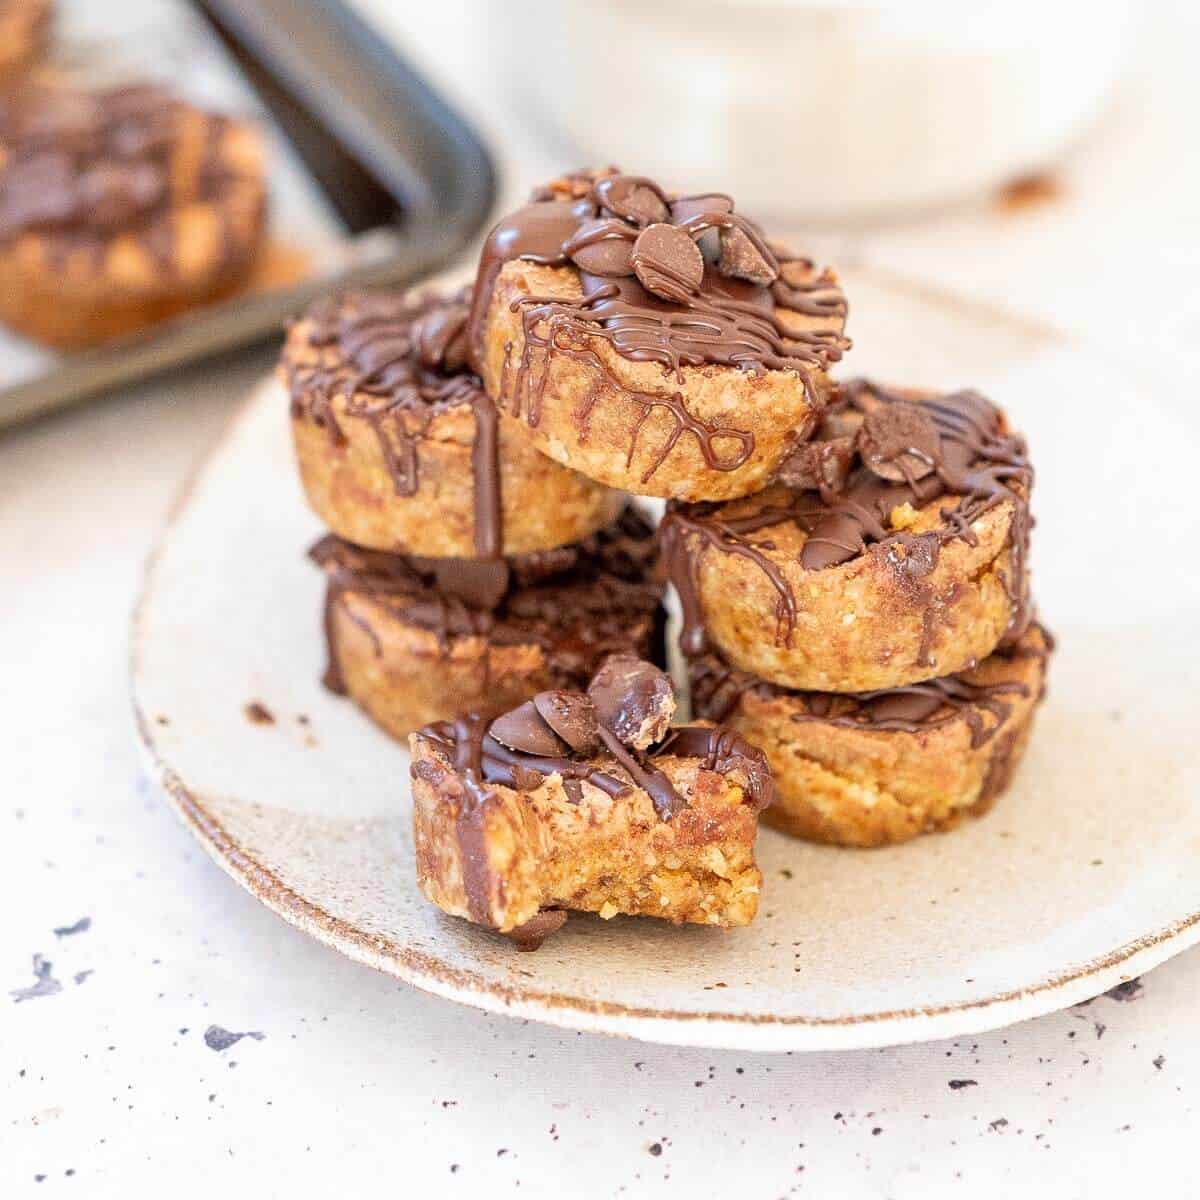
284,310,627,557
327,585,658,741
711,628,1048,847
676,481,1020,692
479,259,842,501
410,735,763,932
0,242,260,348
328,586,552,740
316,513,665,739
0,91,266,348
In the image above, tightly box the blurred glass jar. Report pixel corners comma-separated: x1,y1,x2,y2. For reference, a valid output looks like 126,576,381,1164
495,0,1133,224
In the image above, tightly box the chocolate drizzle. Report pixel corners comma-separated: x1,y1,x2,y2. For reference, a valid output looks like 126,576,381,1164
656,724,775,812
0,81,255,274
660,500,801,656
414,659,772,942
466,169,849,484
422,718,630,803
690,626,1052,750
419,705,772,824
594,725,682,820
447,713,493,923
287,288,504,560
661,379,1035,655
310,508,664,698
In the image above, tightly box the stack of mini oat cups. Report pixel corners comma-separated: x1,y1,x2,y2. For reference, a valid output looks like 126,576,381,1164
283,167,1049,852
281,281,665,744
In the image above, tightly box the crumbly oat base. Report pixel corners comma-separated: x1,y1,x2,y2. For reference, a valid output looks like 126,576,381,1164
0,243,260,348
478,259,841,502
715,628,1049,847
0,93,265,348
678,482,1020,692
410,735,763,932
285,313,627,557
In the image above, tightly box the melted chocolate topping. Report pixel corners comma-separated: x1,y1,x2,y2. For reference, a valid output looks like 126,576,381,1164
423,717,631,806
661,379,1035,655
690,626,1053,751
287,287,505,561
0,81,252,272
466,169,849,484
419,700,773,823
656,723,775,812
587,654,675,750
311,507,665,697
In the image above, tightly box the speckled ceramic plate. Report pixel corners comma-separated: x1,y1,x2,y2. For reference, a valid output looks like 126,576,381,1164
131,268,1200,1051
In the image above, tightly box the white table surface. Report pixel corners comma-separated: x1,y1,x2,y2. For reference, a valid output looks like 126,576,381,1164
4,3,1200,1196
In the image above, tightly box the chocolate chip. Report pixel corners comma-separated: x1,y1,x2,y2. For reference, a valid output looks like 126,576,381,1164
814,402,863,442
593,174,669,227
799,512,865,570
775,436,855,492
587,655,676,751
857,402,941,482
566,218,636,277
411,302,469,371
488,702,568,758
717,222,779,285
631,223,704,302
533,690,599,755
865,690,945,724
669,193,733,226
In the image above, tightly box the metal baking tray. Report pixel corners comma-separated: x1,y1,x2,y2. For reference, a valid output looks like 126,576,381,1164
0,0,496,430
